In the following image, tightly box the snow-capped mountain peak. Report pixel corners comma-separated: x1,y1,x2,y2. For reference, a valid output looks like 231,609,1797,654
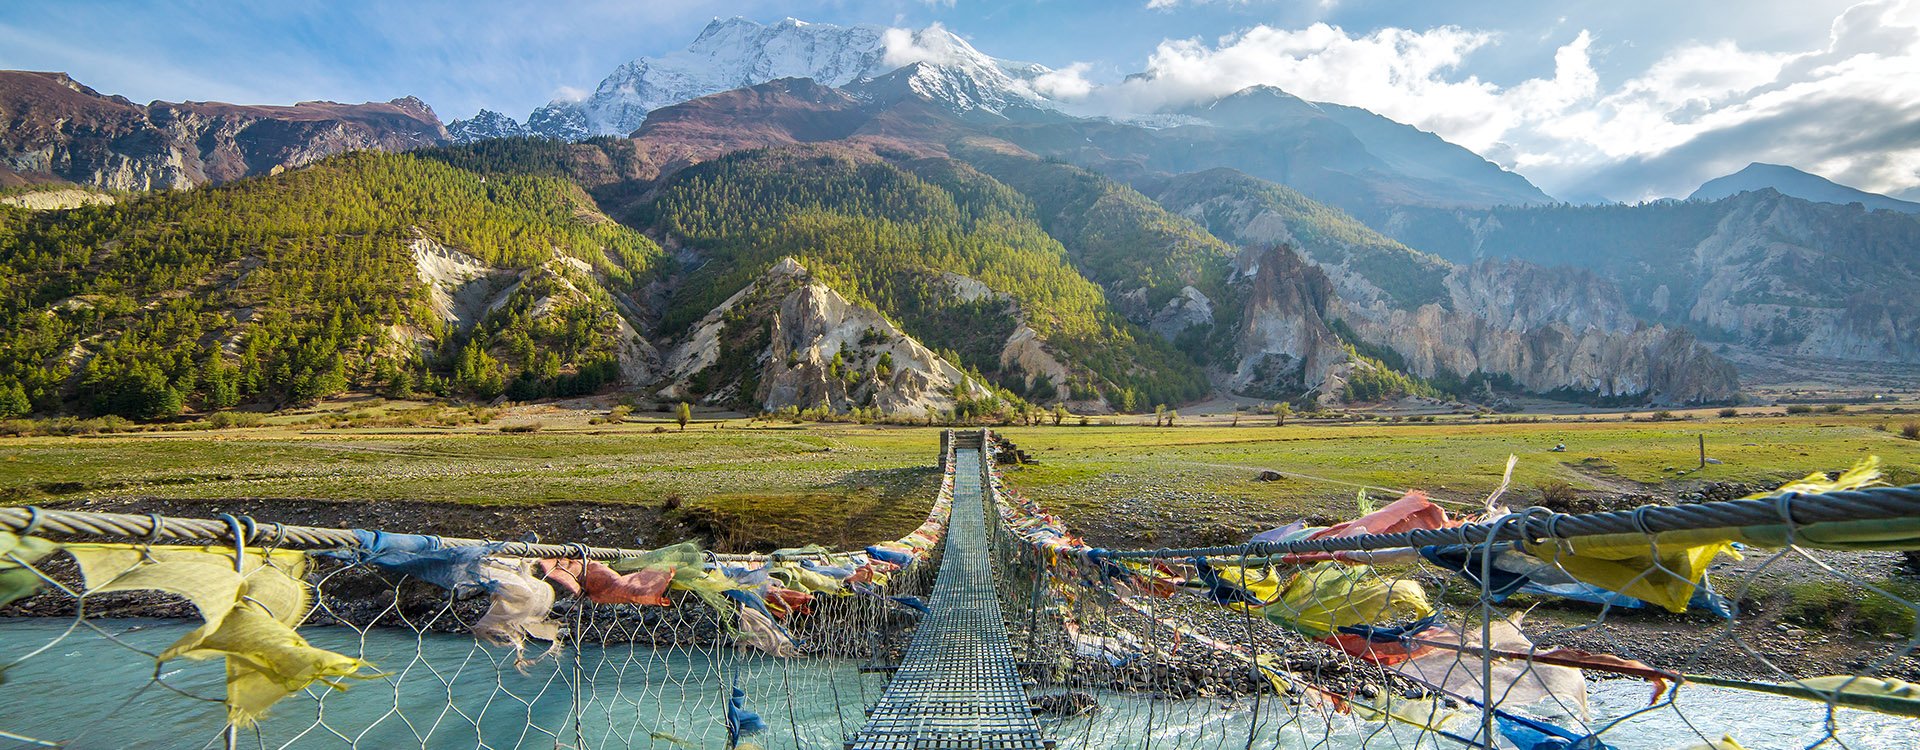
447,109,530,143
524,17,1056,139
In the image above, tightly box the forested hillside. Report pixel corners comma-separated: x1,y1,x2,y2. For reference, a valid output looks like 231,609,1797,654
0,152,659,418
0,116,1758,421
639,145,1209,407
1146,168,1451,311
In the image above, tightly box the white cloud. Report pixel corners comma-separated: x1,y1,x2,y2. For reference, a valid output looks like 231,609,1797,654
882,22,973,68
1030,62,1095,100
1090,0,1920,201
549,85,589,103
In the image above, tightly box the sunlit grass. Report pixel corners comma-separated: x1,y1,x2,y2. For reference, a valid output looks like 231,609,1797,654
994,414,1920,546
3,413,1914,549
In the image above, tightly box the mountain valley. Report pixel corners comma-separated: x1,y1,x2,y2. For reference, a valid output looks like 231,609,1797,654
2,16,1915,423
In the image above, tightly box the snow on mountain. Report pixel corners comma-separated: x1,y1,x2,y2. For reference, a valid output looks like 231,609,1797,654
524,16,1055,139
447,109,529,143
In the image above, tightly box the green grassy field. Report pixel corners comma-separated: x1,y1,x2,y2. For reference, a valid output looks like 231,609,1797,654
2,412,1916,550
0,422,942,550
994,414,1920,546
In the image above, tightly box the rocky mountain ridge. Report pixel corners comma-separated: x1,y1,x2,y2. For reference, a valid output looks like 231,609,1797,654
658,258,974,415
11,54,1849,413
1690,162,1920,215
494,17,1548,223
1146,168,1737,402
1383,190,1920,366
1143,85,1553,214
601,78,1745,404
0,71,447,190
521,17,1054,140
447,109,530,143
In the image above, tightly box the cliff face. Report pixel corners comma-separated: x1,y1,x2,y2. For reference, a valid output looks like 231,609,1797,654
0,71,447,190
1227,245,1348,399
1380,190,1920,367
1340,260,1739,402
1684,193,1920,363
1152,169,1742,403
660,258,973,414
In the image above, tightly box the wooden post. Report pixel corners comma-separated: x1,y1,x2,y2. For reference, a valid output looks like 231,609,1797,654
1699,434,1706,469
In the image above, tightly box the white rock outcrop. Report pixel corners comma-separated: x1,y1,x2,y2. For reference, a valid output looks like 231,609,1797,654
661,257,974,414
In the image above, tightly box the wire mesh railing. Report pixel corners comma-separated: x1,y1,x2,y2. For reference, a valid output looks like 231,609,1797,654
0,435,958,750
2,428,1918,749
985,431,1920,749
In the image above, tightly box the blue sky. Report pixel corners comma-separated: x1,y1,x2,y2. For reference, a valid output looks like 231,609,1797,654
3,0,1914,200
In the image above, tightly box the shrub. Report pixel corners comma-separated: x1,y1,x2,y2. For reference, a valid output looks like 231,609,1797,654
1538,480,1579,509
608,404,633,422
1718,408,1739,418
207,411,266,429
501,421,543,433
1786,404,1814,415
1650,410,1677,421
1902,422,1920,441
1822,404,1845,414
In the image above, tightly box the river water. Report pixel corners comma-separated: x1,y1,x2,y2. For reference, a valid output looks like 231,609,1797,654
1,619,1913,749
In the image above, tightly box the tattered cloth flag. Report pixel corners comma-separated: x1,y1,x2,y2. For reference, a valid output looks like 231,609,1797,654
326,531,559,663
66,544,378,727
1263,562,1434,639
724,588,798,656
1189,557,1268,607
471,557,562,666
865,544,917,567
1309,491,1454,540
763,585,816,619
537,557,673,606
726,686,768,749
324,530,499,593
850,582,928,616
0,531,56,607
1518,457,1885,613
1389,613,1590,722
888,595,930,614
1250,520,1308,545
1323,614,1441,665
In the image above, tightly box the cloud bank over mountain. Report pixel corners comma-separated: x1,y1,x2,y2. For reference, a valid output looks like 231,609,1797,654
1067,0,1919,202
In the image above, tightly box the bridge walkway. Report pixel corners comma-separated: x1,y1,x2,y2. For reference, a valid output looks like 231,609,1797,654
846,438,1049,750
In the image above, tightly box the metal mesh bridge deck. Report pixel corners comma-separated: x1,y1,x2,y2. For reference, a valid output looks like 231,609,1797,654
847,445,1049,750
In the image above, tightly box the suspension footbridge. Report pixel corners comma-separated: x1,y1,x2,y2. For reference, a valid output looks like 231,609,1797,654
848,434,1049,750
2,429,1919,749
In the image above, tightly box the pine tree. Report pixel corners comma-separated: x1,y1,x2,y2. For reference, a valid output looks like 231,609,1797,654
0,382,29,419
201,349,240,410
